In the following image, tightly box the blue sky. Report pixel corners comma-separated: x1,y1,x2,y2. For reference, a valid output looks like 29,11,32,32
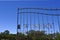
0,0,59,1
0,0,60,34
0,0,52,1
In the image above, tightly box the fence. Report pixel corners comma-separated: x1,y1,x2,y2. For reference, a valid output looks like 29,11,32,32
17,8,60,40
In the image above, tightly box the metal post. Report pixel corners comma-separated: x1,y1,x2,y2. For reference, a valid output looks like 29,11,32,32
38,14,40,31
34,13,36,40
46,15,51,40
57,10,60,33
42,15,45,32
16,8,19,40
52,15,55,40
30,13,32,30
26,12,28,40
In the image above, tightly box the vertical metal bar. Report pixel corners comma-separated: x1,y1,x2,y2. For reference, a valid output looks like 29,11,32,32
57,14,60,32
47,15,50,34
34,12,35,40
42,15,45,32
52,15,55,39
56,10,60,40
57,10,60,33
29,11,32,40
20,9,22,40
22,10,25,37
38,14,40,31
30,13,32,30
46,15,51,40
26,11,28,40
46,15,49,34
17,8,19,40
34,13,35,30
42,15,45,40
37,13,40,40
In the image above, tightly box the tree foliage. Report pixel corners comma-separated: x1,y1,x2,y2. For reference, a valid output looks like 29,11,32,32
0,30,60,40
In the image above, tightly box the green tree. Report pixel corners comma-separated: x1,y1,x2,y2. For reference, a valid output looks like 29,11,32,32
26,30,46,40
55,32,60,40
4,30,10,34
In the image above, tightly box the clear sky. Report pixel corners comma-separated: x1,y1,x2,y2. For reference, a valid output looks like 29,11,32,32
0,0,60,34
0,0,52,1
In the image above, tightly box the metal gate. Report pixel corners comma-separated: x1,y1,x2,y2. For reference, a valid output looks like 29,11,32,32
16,8,60,40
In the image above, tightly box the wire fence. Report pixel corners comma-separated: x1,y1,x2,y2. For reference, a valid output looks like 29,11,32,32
17,8,60,40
